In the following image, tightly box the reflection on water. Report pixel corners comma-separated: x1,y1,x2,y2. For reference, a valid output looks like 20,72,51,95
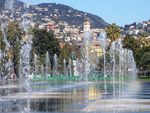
88,86,102,100
30,83,105,112
0,81,150,113
0,81,111,112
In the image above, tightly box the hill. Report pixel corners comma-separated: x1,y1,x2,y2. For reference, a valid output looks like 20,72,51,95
29,3,108,28
0,0,108,28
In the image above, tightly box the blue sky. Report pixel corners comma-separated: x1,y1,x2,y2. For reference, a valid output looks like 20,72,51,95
22,0,150,26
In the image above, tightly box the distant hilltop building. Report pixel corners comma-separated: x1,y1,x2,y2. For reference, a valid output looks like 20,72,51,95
82,17,103,64
83,17,91,32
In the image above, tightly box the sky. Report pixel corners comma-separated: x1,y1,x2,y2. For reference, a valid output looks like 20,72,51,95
22,0,150,26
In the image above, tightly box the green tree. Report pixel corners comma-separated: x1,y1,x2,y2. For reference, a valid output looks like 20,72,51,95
140,51,150,70
0,31,5,50
106,23,121,43
0,31,5,77
137,32,150,48
137,37,149,48
7,22,22,45
122,35,150,69
122,35,139,52
32,29,60,68
98,53,111,71
7,22,22,77
58,43,73,65
58,43,81,72
138,32,149,38
32,29,60,56
134,46,150,68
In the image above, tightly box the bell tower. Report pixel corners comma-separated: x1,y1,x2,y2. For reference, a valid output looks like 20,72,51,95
83,17,91,32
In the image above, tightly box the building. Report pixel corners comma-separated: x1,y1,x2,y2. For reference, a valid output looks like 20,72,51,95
83,18,91,33
82,18,103,64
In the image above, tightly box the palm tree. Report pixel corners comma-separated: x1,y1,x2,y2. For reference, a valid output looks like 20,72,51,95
106,23,121,43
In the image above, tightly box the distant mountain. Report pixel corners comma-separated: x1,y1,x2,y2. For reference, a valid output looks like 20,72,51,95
0,0,5,10
0,1,108,28
29,3,108,28
0,0,25,10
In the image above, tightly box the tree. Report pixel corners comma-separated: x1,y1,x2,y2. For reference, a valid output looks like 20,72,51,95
98,53,111,71
32,29,60,56
137,32,150,48
0,30,5,77
0,31,5,50
7,22,22,45
32,29,60,69
7,22,22,77
137,37,150,48
138,32,149,38
140,51,150,70
134,46,150,68
58,43,73,65
122,34,150,69
106,23,121,43
122,35,139,52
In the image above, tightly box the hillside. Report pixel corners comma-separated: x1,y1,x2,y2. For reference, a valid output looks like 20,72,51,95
29,3,108,28
0,0,108,28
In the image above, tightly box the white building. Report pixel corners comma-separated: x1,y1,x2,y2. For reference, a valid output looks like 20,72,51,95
83,18,91,32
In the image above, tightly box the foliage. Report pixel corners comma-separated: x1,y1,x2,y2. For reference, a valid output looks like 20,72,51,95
59,43,73,61
138,32,149,38
32,29,60,57
32,29,61,70
98,53,111,71
0,31,5,50
7,22,22,45
3,22,22,77
122,34,150,70
134,46,150,69
137,37,150,48
106,23,121,43
58,43,81,66
140,51,150,70
122,35,139,52
0,31,5,76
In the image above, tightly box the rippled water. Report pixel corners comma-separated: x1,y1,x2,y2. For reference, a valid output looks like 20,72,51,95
0,80,150,113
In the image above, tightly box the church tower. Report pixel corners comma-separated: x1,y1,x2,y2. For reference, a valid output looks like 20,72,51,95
83,17,91,32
